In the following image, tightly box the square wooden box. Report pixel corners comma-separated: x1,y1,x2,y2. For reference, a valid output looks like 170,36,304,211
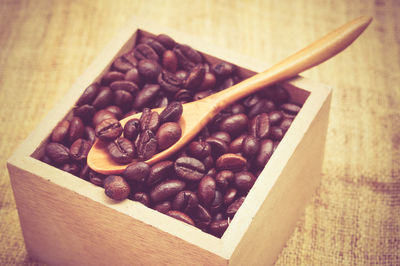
7,17,332,266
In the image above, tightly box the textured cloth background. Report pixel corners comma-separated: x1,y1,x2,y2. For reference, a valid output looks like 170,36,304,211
1,0,399,265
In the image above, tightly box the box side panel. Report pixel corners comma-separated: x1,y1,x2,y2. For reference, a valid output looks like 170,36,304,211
229,92,332,266
7,164,227,266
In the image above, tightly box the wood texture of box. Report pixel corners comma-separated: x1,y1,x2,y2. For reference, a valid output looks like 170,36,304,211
7,17,332,266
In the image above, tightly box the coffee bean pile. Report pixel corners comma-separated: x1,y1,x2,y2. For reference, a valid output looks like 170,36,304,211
41,31,302,238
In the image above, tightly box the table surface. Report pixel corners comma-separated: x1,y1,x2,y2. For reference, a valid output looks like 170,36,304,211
1,0,399,265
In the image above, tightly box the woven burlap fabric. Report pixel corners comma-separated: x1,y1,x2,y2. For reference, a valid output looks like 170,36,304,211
1,0,399,265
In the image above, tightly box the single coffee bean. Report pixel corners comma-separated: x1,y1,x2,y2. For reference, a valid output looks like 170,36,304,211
166,210,195,226
159,101,183,123
69,138,91,163
156,34,176,50
243,94,261,109
211,131,231,144
219,113,249,136
124,67,141,85
140,108,161,132
203,156,215,172
92,109,115,127
51,120,70,143
173,44,203,71
123,161,150,183
234,171,256,192
223,187,238,206
138,59,162,82
133,84,161,110
101,71,125,85
215,153,247,172
107,137,135,164
150,179,186,203
279,117,293,133
144,38,166,57
183,64,205,91
226,196,245,218
45,143,70,165
269,126,284,141
89,170,105,187
255,139,274,168
193,205,212,229
249,113,270,139
134,43,159,61
95,118,123,141
174,89,192,103
197,175,216,206
146,160,174,186
112,54,136,72
172,190,199,214
259,85,290,104
215,170,234,191
280,103,301,116
242,135,260,157
269,110,284,126
77,83,99,106
187,141,211,160
92,86,113,110
84,126,96,144
162,50,178,73
158,70,182,93
103,175,131,200
209,220,229,237
68,116,85,143
123,118,140,141
79,164,90,180
136,130,158,160
205,137,229,157
132,192,150,207
110,80,139,94
175,156,206,181
248,99,276,118
60,163,80,176
156,122,182,150
154,201,172,213
198,72,216,91
212,62,235,77
73,104,96,123
229,134,246,153
210,190,223,214
113,89,133,111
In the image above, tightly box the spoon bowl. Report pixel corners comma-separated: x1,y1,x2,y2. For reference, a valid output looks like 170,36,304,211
88,16,372,175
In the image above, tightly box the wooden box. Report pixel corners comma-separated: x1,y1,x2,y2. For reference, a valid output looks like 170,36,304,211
7,17,332,266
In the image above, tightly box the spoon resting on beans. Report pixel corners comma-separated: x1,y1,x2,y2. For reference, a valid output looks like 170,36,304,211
87,16,372,175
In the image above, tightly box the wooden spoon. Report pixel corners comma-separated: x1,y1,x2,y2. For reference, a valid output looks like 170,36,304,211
88,16,372,175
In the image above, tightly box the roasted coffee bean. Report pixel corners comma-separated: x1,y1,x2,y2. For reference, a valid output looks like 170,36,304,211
68,116,85,143
92,109,116,127
166,210,195,226
215,170,234,191
215,153,247,172
45,142,70,165
243,94,261,109
197,176,216,206
92,86,113,110
219,113,248,136
280,117,293,133
88,170,105,186
159,101,183,123
203,156,215,172
101,71,125,85
69,138,91,163
255,139,274,168
112,54,137,72
95,118,123,141
248,99,276,118
144,38,166,57
234,171,256,192
60,163,80,176
107,137,135,164
230,104,246,114
132,192,150,207
140,108,161,132
269,110,284,126
242,135,260,157
269,126,284,141
73,104,96,123
259,85,290,104
156,122,182,150
133,84,161,110
187,141,211,160
136,130,158,160
226,196,245,218
150,179,186,203
51,120,70,143
249,113,270,139
134,43,159,61
138,59,162,82
123,161,150,183
104,105,123,120
124,67,141,85
77,83,99,106
155,201,172,213
172,190,199,214
175,156,206,181
198,72,216,91
205,137,229,157
153,95,169,108
223,187,238,206
211,131,231,144
158,70,182,93
123,118,140,141
210,190,223,213
84,126,96,144
147,160,174,186
156,34,176,50
209,220,229,237
229,135,246,153
173,44,202,71
281,103,301,116
174,89,192,103
103,175,130,200
79,164,90,180
162,50,178,73
193,204,212,228
184,64,205,90
110,80,139,94
212,62,235,77
113,89,133,111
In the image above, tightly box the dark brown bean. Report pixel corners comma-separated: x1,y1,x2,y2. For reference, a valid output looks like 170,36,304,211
173,44,203,71
45,143,70,165
84,126,96,144
140,108,161,132
136,130,158,161
193,204,212,228
51,120,70,143
113,89,133,111
249,113,270,139
280,117,293,133
68,116,85,143
280,103,301,116
138,59,162,82
198,72,216,91
73,104,96,123
197,176,216,206
147,160,174,187
210,190,223,213
144,38,166,57
209,219,229,237
215,170,234,191
242,135,260,157
132,192,150,207
162,50,178,73
101,71,125,85
269,126,284,140
110,80,139,94
89,170,105,187
95,118,123,141
234,171,256,192
229,134,246,153
60,163,80,176
205,137,229,157
183,64,205,91
226,196,245,218
150,179,186,203
123,118,140,141
259,85,290,104
175,157,206,181
154,201,172,213
92,87,113,109
248,99,276,118
166,210,195,226
92,109,115,127
172,190,199,214
158,70,182,93
255,139,274,168
133,84,161,110
124,67,141,85
69,138,91,163
156,122,182,150
107,137,135,164
159,101,183,123
134,43,159,61
215,153,247,172
103,175,130,200
187,141,211,160
77,83,99,106
123,161,150,183
156,34,176,50
212,62,235,77
211,131,231,144
219,113,248,136
223,187,238,206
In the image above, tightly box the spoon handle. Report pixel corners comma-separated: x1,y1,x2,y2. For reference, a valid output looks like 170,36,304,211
204,16,372,112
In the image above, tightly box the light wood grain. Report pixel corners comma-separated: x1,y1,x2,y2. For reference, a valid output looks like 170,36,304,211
1,0,399,265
